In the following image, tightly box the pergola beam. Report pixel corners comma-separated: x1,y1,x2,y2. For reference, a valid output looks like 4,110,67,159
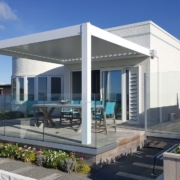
0,24,81,49
91,25,150,57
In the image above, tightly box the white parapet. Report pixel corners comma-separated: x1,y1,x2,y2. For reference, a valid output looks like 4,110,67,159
0,169,37,180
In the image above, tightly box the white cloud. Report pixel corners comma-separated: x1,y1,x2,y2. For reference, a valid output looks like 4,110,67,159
0,24,5,29
0,1,17,20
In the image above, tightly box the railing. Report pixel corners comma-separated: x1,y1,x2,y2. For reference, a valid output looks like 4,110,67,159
0,93,120,148
145,71,180,136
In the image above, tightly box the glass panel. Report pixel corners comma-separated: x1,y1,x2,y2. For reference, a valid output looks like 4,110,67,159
12,78,16,100
72,71,81,100
19,78,24,101
102,70,122,119
38,77,47,101
4,98,44,141
27,78,34,101
126,70,129,120
72,70,100,100
51,77,61,101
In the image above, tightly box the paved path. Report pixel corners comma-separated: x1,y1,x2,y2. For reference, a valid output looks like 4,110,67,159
0,147,163,180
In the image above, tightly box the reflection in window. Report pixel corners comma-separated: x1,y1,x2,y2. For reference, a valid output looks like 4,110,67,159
51,77,61,101
38,77,47,101
102,70,122,119
19,78,24,101
12,78,16,100
28,78,34,101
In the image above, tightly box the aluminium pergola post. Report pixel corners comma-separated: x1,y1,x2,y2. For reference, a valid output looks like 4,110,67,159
81,23,92,145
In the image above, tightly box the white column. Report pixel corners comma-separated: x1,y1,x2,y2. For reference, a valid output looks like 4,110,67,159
81,22,91,145
122,69,127,122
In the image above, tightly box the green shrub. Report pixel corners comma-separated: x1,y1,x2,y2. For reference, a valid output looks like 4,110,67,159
42,150,69,168
0,143,18,158
76,162,91,174
174,145,180,154
15,146,36,162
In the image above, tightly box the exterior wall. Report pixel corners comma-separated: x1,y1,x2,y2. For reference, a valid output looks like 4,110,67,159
105,21,152,124
64,57,148,94
12,57,64,76
12,57,64,114
106,21,151,48
64,56,149,124
149,22,180,123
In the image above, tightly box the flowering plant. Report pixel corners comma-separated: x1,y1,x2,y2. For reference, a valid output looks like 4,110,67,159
0,142,90,174
42,150,69,168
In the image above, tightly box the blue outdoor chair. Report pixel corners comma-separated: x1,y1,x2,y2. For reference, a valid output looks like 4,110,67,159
92,102,116,134
59,100,81,125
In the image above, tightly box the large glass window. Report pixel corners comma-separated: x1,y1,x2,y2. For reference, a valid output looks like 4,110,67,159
38,77,47,101
27,78,34,101
72,70,100,100
126,70,129,120
19,78,24,101
51,77,61,101
102,70,122,119
12,78,16,100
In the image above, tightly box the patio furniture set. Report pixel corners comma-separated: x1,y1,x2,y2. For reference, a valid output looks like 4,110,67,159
25,100,117,134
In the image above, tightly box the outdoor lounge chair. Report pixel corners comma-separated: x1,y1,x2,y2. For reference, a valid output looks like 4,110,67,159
92,102,116,134
59,100,81,125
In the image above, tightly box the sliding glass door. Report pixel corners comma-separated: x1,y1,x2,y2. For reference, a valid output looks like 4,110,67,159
102,70,122,120
72,70,100,100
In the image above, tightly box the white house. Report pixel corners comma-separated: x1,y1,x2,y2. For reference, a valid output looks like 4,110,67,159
0,20,180,145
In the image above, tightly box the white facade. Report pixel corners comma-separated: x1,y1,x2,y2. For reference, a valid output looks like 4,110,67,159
3,20,179,144
12,58,64,112
11,21,180,126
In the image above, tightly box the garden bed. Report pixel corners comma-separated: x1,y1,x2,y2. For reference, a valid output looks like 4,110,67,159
0,142,90,174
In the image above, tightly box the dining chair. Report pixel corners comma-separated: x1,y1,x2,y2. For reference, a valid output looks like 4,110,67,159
59,100,81,125
25,100,45,126
92,102,116,134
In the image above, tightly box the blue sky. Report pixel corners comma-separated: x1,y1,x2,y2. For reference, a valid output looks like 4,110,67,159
0,0,180,84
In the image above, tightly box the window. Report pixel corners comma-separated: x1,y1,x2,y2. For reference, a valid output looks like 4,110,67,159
12,78,16,100
126,70,129,120
51,77,61,101
72,70,100,100
19,78,24,101
27,78,34,101
102,70,122,119
38,77,47,101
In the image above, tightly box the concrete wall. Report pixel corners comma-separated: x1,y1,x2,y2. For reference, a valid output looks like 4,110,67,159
106,21,151,48
148,22,180,123
163,152,180,180
12,57,64,77
0,169,36,180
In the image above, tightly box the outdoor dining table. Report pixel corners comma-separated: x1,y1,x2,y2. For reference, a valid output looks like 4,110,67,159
32,103,104,132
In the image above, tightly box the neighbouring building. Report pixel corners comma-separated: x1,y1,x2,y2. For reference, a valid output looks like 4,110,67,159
0,84,11,95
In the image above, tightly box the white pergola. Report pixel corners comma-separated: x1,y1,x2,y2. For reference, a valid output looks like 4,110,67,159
0,22,150,145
